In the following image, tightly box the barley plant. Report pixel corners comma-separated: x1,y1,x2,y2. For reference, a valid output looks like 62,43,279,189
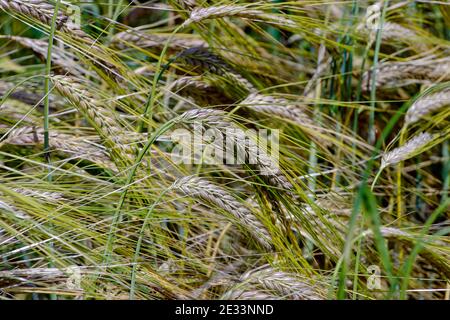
0,0,449,300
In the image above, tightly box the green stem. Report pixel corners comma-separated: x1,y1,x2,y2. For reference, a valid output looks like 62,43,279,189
44,0,62,179
107,0,125,37
129,188,171,299
338,64,410,299
44,0,62,301
368,1,389,145
370,167,383,191
137,25,184,133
